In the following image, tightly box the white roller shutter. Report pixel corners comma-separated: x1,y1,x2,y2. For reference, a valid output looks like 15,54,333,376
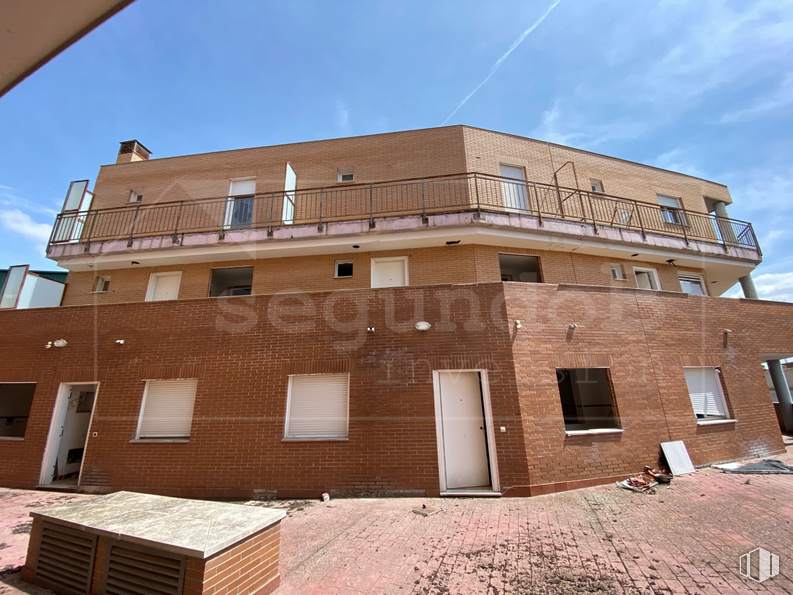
138,379,198,438
230,179,256,196
683,368,727,418
286,374,349,438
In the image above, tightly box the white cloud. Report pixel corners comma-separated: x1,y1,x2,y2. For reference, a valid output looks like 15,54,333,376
653,147,707,178
336,100,350,135
531,0,793,150
719,74,793,123
753,272,793,303
0,209,53,244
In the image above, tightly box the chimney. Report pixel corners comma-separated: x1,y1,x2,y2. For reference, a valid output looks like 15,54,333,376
116,140,152,164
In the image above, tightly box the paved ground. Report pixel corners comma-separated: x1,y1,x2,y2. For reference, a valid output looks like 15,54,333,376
2,437,791,594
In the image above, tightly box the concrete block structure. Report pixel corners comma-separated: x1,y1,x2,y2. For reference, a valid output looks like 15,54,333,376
0,125,791,498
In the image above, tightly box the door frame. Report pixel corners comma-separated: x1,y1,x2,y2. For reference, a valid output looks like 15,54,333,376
39,382,100,486
432,369,500,494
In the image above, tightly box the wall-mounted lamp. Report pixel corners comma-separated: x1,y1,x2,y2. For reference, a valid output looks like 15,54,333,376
415,321,432,331
514,320,522,329
723,329,732,334
115,339,125,345
53,339,68,348
666,259,677,267
367,326,375,332
569,323,578,329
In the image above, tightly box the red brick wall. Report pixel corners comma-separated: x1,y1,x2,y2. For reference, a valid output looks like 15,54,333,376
1,283,789,496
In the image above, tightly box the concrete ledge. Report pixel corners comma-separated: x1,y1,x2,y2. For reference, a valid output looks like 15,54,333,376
30,490,285,558
565,428,624,436
696,418,737,426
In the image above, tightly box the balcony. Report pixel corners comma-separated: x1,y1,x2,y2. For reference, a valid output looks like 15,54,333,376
47,173,760,263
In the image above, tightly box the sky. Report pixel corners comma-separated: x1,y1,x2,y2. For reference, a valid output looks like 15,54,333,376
0,0,791,300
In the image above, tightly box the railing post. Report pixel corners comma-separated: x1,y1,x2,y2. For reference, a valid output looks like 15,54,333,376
127,204,141,247
556,185,565,218
85,211,97,249
219,198,227,240
172,202,184,244
532,183,543,227
317,188,324,231
369,183,375,229
681,211,690,245
586,192,598,235
268,192,276,236
474,174,482,220
635,202,647,240
421,179,427,224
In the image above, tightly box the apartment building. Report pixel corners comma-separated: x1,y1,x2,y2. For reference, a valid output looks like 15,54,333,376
1,125,791,498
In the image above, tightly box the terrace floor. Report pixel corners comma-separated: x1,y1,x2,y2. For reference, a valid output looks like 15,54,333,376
2,437,791,594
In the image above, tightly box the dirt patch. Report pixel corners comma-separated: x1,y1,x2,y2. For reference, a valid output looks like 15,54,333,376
10,522,31,535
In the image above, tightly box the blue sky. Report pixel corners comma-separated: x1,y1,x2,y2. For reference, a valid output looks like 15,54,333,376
0,0,791,299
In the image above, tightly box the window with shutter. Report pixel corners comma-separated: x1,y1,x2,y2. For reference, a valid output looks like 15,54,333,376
285,374,349,439
137,379,198,439
683,368,728,420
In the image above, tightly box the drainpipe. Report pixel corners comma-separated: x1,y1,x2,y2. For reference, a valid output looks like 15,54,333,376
713,201,758,299
768,360,793,433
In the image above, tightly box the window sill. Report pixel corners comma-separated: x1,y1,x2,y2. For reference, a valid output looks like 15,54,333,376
565,428,624,436
282,437,349,442
89,291,109,294
129,438,190,443
0,437,24,441
696,418,737,426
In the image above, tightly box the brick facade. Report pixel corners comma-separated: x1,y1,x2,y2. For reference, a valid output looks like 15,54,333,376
0,282,788,496
60,245,706,306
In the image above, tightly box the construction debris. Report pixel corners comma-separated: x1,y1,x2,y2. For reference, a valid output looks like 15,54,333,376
413,504,441,517
712,459,793,474
617,466,672,492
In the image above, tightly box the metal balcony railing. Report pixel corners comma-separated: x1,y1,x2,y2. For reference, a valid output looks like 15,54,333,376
48,172,760,253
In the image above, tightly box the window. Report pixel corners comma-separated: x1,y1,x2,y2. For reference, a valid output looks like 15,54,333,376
337,167,354,183
0,265,27,309
136,379,198,439
556,369,619,432
93,276,110,293
610,264,625,280
129,191,143,203
335,260,353,278
0,383,36,439
371,257,408,288
683,367,729,421
209,267,253,297
679,274,706,296
590,179,604,193
657,195,686,225
285,374,349,439
499,254,540,283
499,164,529,211
633,267,660,290
146,272,181,302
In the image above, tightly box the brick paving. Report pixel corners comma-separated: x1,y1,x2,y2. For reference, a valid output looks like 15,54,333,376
2,438,791,594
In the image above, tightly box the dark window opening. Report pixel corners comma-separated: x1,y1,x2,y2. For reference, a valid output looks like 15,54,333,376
499,254,540,283
210,267,253,297
556,368,618,431
336,261,353,278
0,383,36,438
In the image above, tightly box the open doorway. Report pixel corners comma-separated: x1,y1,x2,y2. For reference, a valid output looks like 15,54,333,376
39,383,98,487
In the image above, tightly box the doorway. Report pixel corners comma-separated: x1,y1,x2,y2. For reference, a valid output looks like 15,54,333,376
39,383,99,487
432,370,500,495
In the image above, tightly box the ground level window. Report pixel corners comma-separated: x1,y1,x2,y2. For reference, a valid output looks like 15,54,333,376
556,368,619,431
683,367,729,420
499,254,540,283
0,383,35,438
285,374,349,439
210,266,253,297
136,379,198,439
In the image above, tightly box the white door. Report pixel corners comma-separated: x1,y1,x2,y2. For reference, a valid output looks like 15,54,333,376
148,273,181,301
437,371,491,489
371,258,407,288
283,163,297,224
224,179,256,229
500,164,528,211
55,388,95,477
